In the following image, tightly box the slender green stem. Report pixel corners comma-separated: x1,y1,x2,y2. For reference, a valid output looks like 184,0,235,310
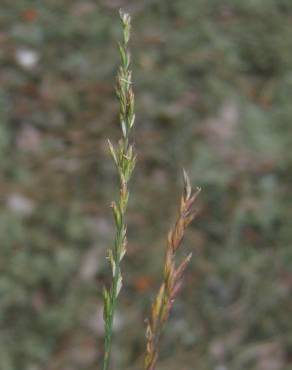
102,10,135,370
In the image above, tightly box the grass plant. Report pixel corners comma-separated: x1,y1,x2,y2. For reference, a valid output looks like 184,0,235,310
102,11,200,370
144,170,200,370
102,10,136,370
1,2,291,369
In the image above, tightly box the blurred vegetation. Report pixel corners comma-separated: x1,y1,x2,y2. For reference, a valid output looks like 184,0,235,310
0,1,292,370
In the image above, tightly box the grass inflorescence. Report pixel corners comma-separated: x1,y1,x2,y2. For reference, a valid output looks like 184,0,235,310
102,10,136,370
102,10,200,370
144,171,200,370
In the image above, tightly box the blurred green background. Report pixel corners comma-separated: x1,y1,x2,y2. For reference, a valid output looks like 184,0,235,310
1,1,292,369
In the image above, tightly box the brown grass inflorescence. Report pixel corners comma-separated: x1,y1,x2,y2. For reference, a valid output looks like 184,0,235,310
144,170,201,370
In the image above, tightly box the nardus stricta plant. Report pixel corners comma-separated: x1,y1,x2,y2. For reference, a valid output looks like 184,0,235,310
102,10,136,370
102,10,200,370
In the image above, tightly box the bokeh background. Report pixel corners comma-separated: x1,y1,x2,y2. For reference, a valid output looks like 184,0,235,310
1,1,292,370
